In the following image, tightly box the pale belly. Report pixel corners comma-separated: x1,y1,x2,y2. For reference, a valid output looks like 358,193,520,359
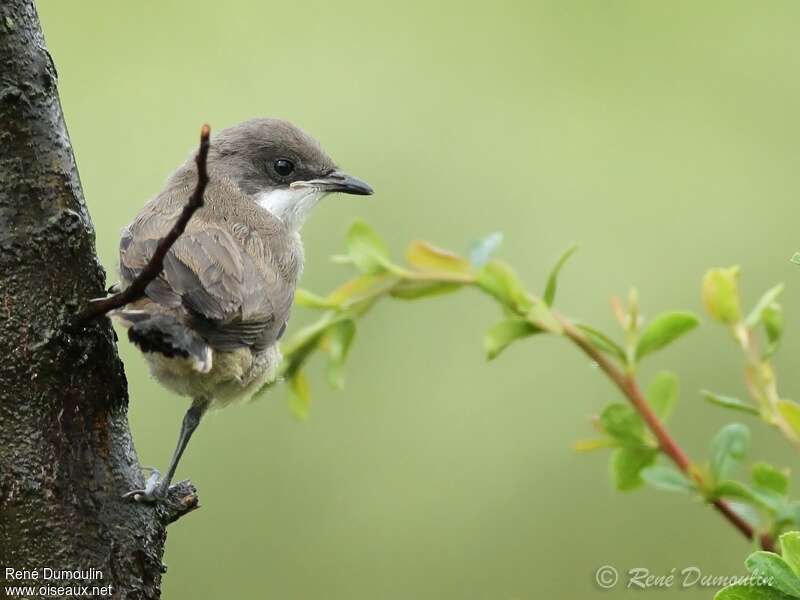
144,345,282,408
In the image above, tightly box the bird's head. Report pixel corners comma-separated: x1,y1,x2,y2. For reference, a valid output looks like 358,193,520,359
208,118,373,231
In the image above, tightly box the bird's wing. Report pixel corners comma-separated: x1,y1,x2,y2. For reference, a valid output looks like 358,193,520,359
120,222,292,352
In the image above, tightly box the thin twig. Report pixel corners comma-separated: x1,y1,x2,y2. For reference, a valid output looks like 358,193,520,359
560,318,775,552
74,124,211,325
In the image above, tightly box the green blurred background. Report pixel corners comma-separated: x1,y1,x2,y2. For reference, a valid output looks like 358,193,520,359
38,1,800,598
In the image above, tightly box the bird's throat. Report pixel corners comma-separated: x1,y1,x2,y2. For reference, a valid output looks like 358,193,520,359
255,187,327,232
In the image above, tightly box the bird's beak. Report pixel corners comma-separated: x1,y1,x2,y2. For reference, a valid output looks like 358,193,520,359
291,170,374,196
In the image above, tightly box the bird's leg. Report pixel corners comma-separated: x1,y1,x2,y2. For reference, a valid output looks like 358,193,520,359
123,397,211,503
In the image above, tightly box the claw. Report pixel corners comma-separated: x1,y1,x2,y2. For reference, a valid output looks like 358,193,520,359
122,470,164,503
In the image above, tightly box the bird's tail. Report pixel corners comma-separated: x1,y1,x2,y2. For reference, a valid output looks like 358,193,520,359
118,310,212,373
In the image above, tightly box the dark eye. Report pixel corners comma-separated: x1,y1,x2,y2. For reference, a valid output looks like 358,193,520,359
273,158,295,177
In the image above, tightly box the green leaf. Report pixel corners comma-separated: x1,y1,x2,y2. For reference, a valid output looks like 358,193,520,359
763,303,784,358
601,404,645,445
715,584,794,600
752,462,789,496
710,423,750,482
390,280,463,300
324,319,356,390
640,465,694,493
575,324,627,364
777,400,800,437
646,371,679,422
634,311,700,361
345,220,394,274
484,318,543,360
468,232,503,267
714,480,783,513
745,552,800,597
326,273,397,308
543,244,578,306
288,371,311,420
574,438,617,452
294,288,336,309
703,266,742,324
729,500,766,530
476,260,532,313
611,446,658,491
745,283,785,328
702,390,759,416
780,532,800,577
406,240,472,274
280,315,339,379
791,253,800,266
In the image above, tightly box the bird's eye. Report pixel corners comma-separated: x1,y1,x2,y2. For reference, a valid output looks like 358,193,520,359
273,158,295,177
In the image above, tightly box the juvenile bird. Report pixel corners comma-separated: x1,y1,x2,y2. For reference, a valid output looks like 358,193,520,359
115,118,372,502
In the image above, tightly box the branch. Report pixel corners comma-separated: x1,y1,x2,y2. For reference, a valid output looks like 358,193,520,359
271,224,778,552
157,480,200,525
74,124,211,325
560,319,774,552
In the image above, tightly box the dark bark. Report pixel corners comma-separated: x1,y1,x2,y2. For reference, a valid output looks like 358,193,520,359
0,2,196,598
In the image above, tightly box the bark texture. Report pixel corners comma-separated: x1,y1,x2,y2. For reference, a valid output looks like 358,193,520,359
0,2,196,598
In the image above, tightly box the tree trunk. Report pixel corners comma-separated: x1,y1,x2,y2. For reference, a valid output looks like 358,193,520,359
0,2,196,598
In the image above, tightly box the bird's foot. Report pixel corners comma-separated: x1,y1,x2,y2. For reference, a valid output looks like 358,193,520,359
122,469,170,503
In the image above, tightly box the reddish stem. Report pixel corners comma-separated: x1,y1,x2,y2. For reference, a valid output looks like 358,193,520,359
561,319,774,552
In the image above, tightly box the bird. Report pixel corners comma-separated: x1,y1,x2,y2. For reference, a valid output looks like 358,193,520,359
113,118,373,502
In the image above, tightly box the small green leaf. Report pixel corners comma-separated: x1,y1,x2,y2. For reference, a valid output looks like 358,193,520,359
476,260,532,313
406,240,472,275
714,480,782,513
703,266,742,324
777,400,800,437
611,446,658,491
281,315,338,379
745,552,800,597
715,584,794,600
601,404,645,445
326,273,396,308
646,371,679,422
634,311,700,361
702,390,759,416
745,283,785,328
324,320,356,390
575,324,627,364
791,252,800,266
640,465,694,493
780,532,800,577
390,280,463,300
484,318,543,360
763,303,784,358
288,371,311,420
543,244,578,306
752,462,789,496
468,232,503,267
294,288,336,309
710,423,750,482
345,220,394,274
574,438,617,452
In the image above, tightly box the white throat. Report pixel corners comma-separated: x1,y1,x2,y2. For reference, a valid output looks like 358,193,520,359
255,187,328,232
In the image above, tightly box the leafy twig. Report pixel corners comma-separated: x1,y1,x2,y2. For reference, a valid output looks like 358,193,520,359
268,221,776,550
560,318,773,551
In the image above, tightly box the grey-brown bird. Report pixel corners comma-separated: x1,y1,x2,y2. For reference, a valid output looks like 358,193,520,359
115,118,372,502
